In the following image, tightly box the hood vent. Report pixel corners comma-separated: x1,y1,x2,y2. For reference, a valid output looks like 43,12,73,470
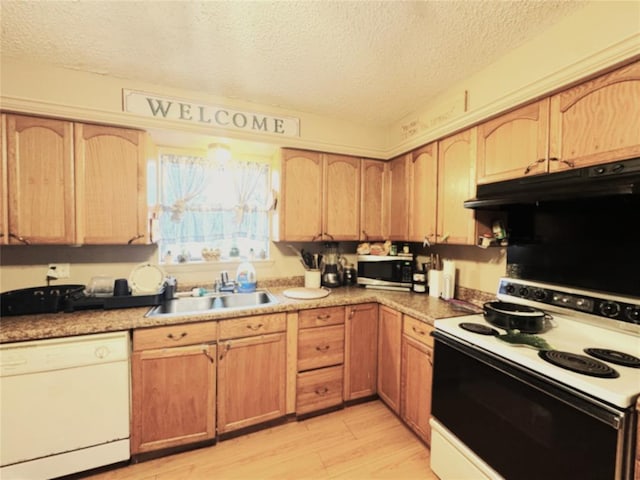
464,158,640,209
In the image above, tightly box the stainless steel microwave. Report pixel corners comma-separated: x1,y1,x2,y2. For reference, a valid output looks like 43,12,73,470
357,255,413,291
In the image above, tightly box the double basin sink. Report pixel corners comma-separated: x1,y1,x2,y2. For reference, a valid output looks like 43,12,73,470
146,290,278,317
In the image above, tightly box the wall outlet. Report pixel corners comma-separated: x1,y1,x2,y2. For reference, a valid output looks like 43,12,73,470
47,263,70,279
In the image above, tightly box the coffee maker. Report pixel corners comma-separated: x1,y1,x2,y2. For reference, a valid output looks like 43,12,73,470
321,242,342,287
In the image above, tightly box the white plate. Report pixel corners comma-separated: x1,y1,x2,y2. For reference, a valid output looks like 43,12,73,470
129,263,166,294
282,287,331,299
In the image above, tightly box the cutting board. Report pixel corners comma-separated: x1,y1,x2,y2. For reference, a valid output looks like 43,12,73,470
282,287,331,299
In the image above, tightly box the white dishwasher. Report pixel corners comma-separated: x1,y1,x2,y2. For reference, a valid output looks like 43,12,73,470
0,331,130,480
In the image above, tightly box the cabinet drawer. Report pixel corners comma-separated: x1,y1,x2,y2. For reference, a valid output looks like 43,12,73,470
296,365,343,415
403,315,434,348
298,324,344,371
133,322,217,351
219,313,286,340
298,306,345,329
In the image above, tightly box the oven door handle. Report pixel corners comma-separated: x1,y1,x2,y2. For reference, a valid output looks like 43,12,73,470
433,331,629,430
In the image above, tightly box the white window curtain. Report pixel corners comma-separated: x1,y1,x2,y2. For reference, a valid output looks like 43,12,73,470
158,153,270,246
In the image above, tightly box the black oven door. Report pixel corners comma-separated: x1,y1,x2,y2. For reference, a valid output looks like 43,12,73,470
432,332,634,480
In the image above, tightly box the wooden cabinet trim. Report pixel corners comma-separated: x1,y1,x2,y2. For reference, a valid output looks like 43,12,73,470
298,306,345,329
133,321,217,351
218,313,286,340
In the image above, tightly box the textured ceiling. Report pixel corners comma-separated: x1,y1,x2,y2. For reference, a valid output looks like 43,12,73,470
1,1,589,128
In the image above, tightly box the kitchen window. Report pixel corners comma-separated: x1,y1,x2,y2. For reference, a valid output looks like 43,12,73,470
152,147,272,263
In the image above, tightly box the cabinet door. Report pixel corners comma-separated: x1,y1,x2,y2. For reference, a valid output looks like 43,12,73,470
387,154,410,241
408,142,438,244
360,159,387,241
75,123,147,244
344,303,378,401
549,60,640,172
401,335,433,445
217,333,286,433
279,148,323,241
437,128,477,245
323,153,360,240
131,344,216,454
476,99,550,183
377,306,402,413
6,114,75,244
0,115,7,245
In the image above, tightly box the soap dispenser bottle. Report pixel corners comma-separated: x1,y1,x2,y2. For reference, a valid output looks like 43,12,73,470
236,261,257,293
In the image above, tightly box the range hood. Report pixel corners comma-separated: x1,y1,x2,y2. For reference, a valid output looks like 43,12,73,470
464,157,640,209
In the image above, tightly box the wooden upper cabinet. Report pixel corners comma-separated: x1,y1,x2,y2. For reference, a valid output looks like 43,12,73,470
408,142,438,244
387,154,410,241
279,148,360,242
360,159,387,241
476,99,550,184
323,153,360,241
75,123,148,244
549,60,640,172
279,148,323,241
437,128,477,245
5,114,75,244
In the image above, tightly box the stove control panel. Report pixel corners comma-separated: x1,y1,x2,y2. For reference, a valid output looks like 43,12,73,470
498,279,640,325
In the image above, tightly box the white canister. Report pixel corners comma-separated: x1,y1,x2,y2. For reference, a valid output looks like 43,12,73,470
304,269,321,289
428,270,443,298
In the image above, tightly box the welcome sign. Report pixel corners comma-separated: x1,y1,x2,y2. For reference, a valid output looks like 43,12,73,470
123,89,300,137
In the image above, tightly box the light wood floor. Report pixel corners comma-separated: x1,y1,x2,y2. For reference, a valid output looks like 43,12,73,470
84,401,438,480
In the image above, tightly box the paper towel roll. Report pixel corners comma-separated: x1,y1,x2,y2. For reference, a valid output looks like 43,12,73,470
428,270,443,298
441,260,456,300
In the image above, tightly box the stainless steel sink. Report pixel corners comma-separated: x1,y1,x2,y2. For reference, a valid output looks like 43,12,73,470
146,290,278,317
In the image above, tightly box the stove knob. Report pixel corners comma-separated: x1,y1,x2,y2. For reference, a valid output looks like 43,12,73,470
505,284,516,294
518,287,530,297
625,306,640,323
533,289,546,301
599,301,620,318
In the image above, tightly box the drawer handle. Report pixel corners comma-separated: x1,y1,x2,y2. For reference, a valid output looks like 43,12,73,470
202,349,215,364
412,325,426,336
316,314,331,321
315,387,329,396
167,332,188,341
523,158,546,175
315,345,330,352
246,323,264,331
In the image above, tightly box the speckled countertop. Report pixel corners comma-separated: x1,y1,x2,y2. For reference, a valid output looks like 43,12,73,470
0,285,492,344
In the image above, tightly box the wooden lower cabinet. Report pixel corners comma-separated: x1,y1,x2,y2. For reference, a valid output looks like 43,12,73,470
377,306,402,413
344,303,378,401
217,332,287,433
296,365,344,415
131,343,217,454
296,306,346,415
401,316,435,445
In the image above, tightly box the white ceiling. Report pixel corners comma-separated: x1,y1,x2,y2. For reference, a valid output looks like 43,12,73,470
1,1,590,128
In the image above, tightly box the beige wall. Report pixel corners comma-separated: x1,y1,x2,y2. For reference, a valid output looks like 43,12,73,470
0,2,636,294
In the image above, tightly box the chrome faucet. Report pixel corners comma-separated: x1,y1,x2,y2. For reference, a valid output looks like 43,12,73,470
218,271,236,293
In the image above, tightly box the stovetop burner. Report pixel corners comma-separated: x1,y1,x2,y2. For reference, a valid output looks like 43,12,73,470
538,350,620,378
459,322,499,336
584,348,640,368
